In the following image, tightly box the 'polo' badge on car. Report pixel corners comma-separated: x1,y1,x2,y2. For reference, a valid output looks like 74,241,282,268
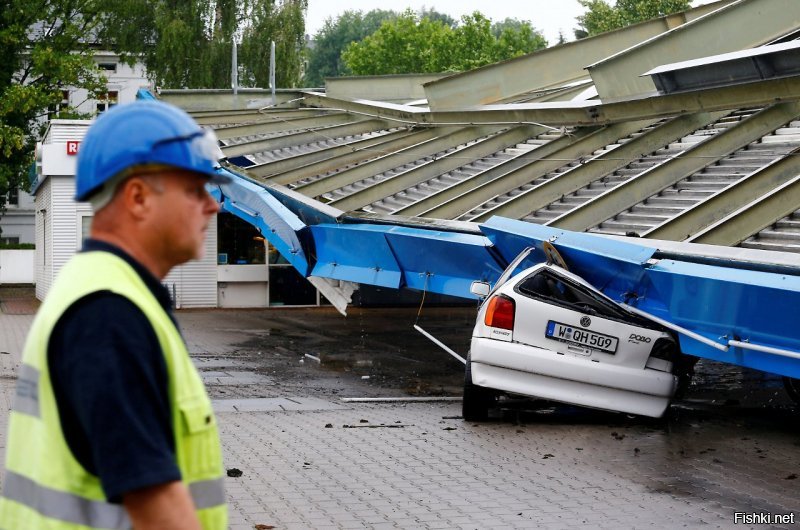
580,316,591,327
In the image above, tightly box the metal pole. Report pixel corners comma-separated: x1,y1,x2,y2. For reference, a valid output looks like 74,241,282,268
270,40,276,106
413,324,466,364
231,40,238,96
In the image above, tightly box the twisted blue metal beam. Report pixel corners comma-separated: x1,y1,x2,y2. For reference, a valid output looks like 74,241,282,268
212,167,800,379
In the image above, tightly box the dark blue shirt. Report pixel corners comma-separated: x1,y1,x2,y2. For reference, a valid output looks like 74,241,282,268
48,240,181,502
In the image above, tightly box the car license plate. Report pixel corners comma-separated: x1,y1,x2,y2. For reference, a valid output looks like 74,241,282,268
545,321,618,354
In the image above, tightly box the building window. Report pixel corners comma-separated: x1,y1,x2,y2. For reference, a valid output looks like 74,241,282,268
7,187,18,206
59,90,69,113
268,264,318,306
48,90,70,119
80,215,93,245
0,236,20,245
98,62,118,73
217,213,265,265
96,90,118,114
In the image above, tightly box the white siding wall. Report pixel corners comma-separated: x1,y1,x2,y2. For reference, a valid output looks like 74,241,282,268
163,216,218,308
36,120,218,307
50,177,82,294
37,177,217,307
35,179,52,300
46,122,89,144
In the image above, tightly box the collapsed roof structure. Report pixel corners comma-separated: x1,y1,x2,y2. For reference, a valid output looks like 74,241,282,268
161,0,800,255
136,0,800,384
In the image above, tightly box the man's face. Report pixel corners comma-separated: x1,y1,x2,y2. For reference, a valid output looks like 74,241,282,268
145,170,220,267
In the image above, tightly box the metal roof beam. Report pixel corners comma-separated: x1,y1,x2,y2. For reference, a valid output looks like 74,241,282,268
302,92,428,124
160,88,306,112
474,113,720,223
420,1,732,110
294,126,494,198
193,109,334,126
262,128,441,185
327,74,447,103
647,145,800,241
220,119,390,158
419,124,641,220
329,125,543,212
688,175,800,246
397,128,596,218
214,113,361,140
304,77,800,127
549,101,800,231
247,129,419,178
589,0,800,101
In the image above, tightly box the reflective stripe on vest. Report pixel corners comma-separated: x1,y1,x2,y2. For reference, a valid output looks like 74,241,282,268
3,471,226,528
189,478,227,510
3,471,129,529
12,364,39,418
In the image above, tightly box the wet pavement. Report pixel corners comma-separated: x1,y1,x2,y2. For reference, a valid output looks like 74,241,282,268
175,305,800,529
0,292,798,528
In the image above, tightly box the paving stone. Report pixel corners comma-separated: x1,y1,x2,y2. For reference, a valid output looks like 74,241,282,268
0,308,797,529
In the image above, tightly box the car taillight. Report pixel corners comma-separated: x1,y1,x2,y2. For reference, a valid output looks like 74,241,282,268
484,294,515,330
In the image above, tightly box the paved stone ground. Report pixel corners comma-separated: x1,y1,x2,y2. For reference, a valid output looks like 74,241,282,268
0,294,798,529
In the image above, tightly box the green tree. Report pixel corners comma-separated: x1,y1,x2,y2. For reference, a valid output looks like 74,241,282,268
304,9,397,87
577,0,692,37
342,10,451,75
418,7,456,28
342,11,547,76
1,0,107,209
102,0,307,89
240,0,307,88
490,17,548,64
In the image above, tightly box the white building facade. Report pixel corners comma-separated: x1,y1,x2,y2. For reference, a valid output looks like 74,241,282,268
33,121,220,307
32,119,324,309
1,51,150,248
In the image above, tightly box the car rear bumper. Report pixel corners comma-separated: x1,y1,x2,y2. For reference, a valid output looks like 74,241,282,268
470,337,677,417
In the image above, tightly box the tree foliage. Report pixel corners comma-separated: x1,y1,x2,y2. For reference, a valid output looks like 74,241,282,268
342,11,547,76
102,0,308,89
1,0,108,206
303,9,397,87
239,0,307,88
576,0,692,37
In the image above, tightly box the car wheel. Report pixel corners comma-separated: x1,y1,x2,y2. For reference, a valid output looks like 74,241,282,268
783,377,800,405
670,348,697,400
463,355,496,421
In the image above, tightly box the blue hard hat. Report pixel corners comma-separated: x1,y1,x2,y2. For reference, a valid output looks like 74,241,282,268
75,100,229,201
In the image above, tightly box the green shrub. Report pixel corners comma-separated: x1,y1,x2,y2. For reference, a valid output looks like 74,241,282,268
0,243,34,250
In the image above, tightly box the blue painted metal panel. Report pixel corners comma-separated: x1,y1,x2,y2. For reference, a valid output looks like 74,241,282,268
637,260,800,378
208,168,800,381
480,216,657,297
136,88,157,100
310,224,402,288
214,168,311,276
383,228,503,299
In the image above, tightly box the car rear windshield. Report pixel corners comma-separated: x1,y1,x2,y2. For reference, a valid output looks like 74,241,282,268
515,269,656,328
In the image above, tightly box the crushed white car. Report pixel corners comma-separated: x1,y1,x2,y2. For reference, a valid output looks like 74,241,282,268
464,248,692,420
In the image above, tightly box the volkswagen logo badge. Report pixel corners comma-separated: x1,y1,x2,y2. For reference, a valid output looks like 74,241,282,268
580,316,591,327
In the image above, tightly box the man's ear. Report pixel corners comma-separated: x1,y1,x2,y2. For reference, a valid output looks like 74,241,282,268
120,177,151,220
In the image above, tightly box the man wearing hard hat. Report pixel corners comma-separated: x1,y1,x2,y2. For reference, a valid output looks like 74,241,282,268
0,100,229,529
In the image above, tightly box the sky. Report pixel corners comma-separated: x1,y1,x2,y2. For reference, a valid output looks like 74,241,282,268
305,0,721,45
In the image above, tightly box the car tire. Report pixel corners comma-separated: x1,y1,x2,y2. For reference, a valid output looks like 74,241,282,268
463,355,496,421
783,377,800,405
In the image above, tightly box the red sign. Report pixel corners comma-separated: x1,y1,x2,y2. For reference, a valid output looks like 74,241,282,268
66,141,80,155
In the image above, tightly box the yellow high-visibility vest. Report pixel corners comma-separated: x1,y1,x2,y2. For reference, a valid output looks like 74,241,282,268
0,251,227,529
